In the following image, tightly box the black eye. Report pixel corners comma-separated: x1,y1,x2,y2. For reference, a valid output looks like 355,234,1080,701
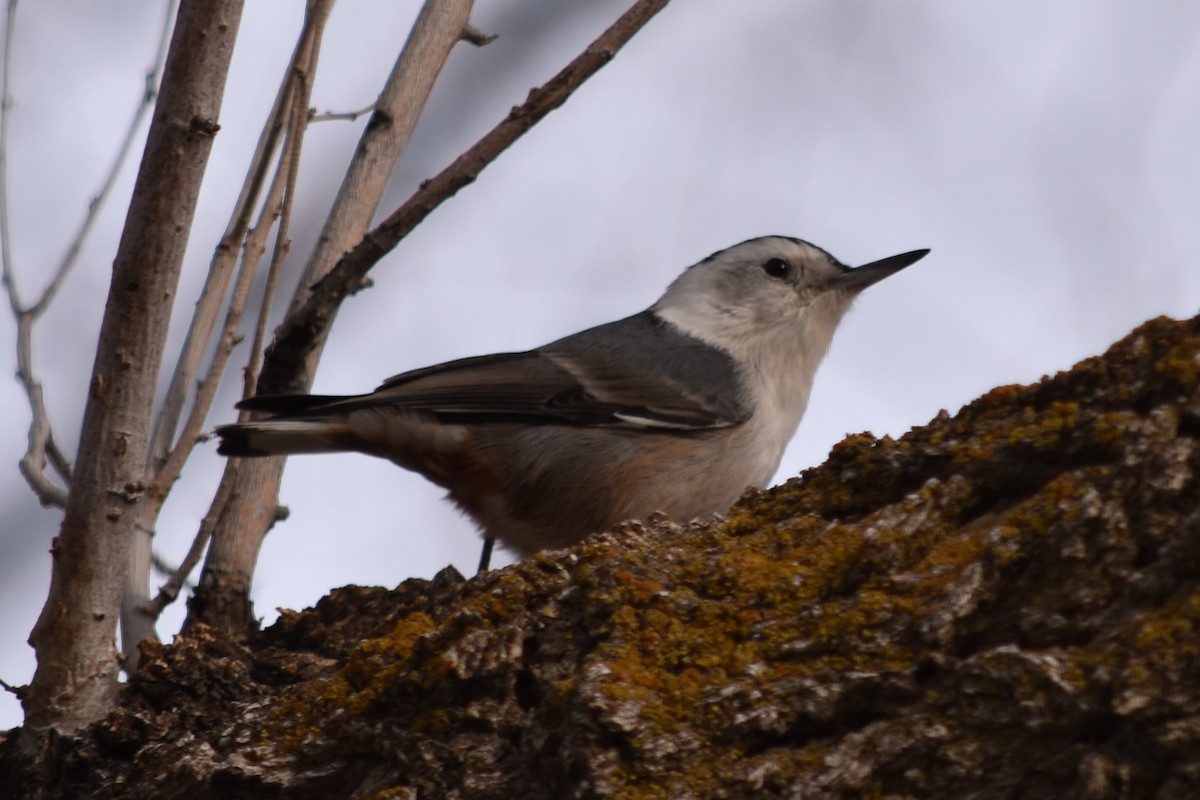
762,258,791,279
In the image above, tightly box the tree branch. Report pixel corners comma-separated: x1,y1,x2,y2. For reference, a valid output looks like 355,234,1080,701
260,0,672,391
139,4,330,627
310,102,376,124
146,466,238,616
146,0,324,474
29,1,180,321
126,4,331,662
148,0,331,501
0,1,69,509
0,0,23,314
239,57,317,402
23,0,246,735
0,0,179,509
189,0,487,635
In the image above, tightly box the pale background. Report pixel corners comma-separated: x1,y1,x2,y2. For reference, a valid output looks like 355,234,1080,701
1,1,1197,728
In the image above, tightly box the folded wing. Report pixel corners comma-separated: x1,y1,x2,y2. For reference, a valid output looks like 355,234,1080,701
238,312,751,432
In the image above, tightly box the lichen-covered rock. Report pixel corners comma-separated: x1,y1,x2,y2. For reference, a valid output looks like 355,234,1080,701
3,314,1199,799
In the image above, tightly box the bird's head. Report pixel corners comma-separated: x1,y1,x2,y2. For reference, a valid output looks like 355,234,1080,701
652,236,928,362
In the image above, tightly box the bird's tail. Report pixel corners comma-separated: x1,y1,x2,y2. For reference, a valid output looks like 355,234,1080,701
215,418,358,457
216,394,360,457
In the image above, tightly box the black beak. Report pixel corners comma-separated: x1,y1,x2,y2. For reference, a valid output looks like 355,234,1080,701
832,248,930,291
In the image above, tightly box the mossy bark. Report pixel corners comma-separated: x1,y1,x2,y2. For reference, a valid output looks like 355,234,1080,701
3,314,1198,799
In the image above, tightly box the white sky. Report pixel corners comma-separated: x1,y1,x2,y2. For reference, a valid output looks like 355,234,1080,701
1,1,1198,729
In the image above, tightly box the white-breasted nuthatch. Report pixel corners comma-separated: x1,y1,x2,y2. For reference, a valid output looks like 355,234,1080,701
217,236,926,563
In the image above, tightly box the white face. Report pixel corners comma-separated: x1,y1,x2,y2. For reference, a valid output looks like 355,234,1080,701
650,236,921,472
651,236,859,358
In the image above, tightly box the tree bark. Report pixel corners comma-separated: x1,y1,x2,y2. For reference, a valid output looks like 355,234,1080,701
4,313,1198,798
22,0,245,735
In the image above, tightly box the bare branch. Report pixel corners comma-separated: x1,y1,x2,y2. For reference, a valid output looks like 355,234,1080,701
135,0,331,635
149,0,331,500
282,0,488,326
0,2,69,508
150,551,184,582
241,57,319,400
1,0,179,509
0,0,19,312
146,468,237,616
144,1,329,629
25,0,247,734
15,410,66,503
29,0,180,321
0,674,23,699
301,10,493,126
130,1,319,661
15,351,68,508
190,0,483,635
309,102,376,124
261,0,673,391
147,1,326,472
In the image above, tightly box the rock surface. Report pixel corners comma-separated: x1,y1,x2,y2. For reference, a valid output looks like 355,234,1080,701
2,314,1199,799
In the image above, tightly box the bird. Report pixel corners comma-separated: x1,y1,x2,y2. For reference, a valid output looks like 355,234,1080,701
216,236,926,568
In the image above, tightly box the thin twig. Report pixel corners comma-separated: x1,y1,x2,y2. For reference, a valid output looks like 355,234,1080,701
146,470,237,615
148,153,286,503
145,1,330,622
242,55,318,400
150,551,181,581
309,101,376,124
149,0,331,501
233,165,289,412
0,2,69,507
31,0,180,320
460,24,497,47
147,1,324,472
11,347,66,504
0,674,23,699
1,0,178,508
260,0,673,389
0,0,19,312
133,0,304,651
2,3,65,506
280,0,491,327
186,0,485,636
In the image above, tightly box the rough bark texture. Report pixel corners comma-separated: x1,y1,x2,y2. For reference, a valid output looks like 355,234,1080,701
3,313,1199,798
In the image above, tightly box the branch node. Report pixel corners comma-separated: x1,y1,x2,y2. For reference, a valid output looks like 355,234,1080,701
0,676,26,700
188,115,221,137
309,102,376,124
461,24,497,47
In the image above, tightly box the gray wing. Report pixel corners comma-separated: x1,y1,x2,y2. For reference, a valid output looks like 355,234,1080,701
240,311,752,431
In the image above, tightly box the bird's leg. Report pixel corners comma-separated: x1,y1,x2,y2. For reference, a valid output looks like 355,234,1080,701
476,536,495,574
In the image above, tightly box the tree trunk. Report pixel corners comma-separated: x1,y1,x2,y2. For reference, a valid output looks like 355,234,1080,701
22,0,245,735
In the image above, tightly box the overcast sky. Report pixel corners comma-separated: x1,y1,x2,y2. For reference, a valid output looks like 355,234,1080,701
1,1,1198,728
